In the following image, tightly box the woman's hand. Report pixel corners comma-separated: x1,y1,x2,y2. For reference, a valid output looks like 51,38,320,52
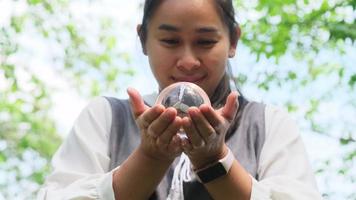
127,88,183,163
181,91,239,169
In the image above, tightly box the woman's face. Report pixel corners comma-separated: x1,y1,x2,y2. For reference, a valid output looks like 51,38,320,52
143,0,236,97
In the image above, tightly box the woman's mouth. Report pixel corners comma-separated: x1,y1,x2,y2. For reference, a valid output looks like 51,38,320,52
172,75,206,83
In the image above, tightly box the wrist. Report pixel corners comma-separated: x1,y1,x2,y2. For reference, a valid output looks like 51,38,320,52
111,147,174,199
193,146,234,184
191,145,229,170
137,145,175,166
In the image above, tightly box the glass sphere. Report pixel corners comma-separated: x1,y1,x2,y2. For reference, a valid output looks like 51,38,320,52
156,82,210,117
156,82,211,139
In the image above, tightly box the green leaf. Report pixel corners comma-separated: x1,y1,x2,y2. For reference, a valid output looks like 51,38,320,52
338,68,345,78
349,0,356,10
340,136,355,145
348,74,356,88
0,152,7,163
345,151,356,161
104,36,117,51
320,0,329,11
288,71,297,80
234,74,248,86
329,22,356,42
27,0,42,5
286,102,298,112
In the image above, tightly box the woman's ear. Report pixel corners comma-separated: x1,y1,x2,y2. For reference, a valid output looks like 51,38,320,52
137,24,147,55
229,26,241,58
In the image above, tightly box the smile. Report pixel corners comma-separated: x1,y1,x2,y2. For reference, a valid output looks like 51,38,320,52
172,75,206,83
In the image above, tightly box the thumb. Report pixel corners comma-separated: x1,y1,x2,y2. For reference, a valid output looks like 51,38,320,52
127,87,149,118
221,91,239,122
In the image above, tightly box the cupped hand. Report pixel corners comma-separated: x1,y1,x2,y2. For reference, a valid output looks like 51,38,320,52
181,91,239,169
127,87,183,162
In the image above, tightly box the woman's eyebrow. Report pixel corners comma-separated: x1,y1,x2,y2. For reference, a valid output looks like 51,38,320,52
196,26,218,33
158,24,180,32
157,24,219,34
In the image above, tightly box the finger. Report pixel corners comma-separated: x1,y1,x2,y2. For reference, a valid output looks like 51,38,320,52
157,116,182,146
188,107,216,142
221,91,239,121
199,104,222,128
127,87,150,118
148,107,177,138
181,137,193,153
137,105,164,131
167,133,183,154
182,114,205,148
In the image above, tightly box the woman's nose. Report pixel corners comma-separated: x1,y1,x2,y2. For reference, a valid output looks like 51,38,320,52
176,49,201,71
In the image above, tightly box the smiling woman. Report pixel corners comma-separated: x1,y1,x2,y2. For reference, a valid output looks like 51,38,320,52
37,0,323,199
141,0,236,97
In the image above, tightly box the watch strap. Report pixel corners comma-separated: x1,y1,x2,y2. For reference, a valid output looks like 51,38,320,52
194,148,234,183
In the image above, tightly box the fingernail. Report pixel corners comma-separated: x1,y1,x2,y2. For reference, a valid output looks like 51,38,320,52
154,105,164,113
127,87,133,93
188,107,197,115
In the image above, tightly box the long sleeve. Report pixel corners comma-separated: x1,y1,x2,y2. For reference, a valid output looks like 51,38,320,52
37,97,116,200
250,105,322,200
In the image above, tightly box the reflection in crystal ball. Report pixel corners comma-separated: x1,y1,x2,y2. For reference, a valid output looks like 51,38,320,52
156,82,210,117
156,82,210,139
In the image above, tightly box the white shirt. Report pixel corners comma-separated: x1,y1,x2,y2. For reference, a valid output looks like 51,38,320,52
37,97,322,199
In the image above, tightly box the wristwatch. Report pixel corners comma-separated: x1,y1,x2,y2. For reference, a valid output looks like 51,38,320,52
194,148,234,184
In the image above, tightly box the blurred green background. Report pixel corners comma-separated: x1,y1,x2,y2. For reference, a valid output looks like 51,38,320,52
0,0,355,199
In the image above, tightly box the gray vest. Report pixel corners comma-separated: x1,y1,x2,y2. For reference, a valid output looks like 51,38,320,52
104,95,265,200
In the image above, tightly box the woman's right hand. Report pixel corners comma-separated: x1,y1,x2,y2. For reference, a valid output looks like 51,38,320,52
127,88,183,162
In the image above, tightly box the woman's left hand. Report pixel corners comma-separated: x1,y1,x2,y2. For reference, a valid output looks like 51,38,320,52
181,91,239,170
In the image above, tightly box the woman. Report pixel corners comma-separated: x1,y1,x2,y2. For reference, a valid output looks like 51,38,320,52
38,0,322,199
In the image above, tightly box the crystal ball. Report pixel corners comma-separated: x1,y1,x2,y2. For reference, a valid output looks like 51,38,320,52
155,82,210,117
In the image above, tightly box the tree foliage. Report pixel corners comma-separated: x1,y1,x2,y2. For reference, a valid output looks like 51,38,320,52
234,0,355,199
1,0,133,198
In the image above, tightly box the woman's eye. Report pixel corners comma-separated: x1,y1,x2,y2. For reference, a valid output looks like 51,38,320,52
160,39,179,45
197,40,217,46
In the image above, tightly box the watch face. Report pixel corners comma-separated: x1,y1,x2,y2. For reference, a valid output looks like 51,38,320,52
156,82,210,117
196,163,227,183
